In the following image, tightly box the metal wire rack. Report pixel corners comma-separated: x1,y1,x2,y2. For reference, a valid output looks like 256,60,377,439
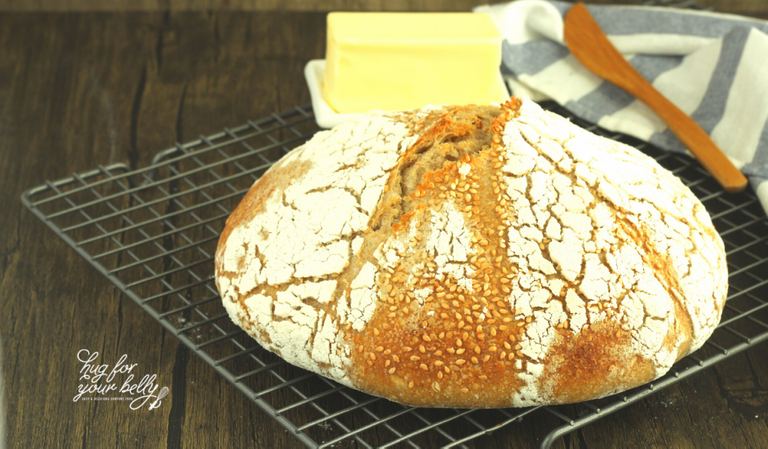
21,99,768,448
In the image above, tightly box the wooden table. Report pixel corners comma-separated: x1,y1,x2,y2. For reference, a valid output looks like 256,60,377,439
1,1,767,448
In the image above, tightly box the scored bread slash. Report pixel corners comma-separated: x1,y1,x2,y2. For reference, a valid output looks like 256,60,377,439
214,97,727,408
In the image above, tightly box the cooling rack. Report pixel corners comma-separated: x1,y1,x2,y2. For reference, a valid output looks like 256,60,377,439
21,99,768,448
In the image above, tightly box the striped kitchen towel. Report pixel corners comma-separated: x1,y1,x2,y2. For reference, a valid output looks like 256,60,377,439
475,0,768,215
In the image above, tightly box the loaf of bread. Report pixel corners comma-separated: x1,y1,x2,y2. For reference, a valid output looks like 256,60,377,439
215,97,727,407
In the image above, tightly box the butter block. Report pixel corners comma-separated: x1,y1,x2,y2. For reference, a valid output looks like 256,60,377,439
323,13,504,114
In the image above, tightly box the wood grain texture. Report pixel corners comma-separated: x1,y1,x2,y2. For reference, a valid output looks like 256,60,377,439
3,0,506,12
0,11,321,449
1,4,767,449
0,0,767,16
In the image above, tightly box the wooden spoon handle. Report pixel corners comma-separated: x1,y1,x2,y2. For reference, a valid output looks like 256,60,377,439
637,82,748,193
564,2,748,193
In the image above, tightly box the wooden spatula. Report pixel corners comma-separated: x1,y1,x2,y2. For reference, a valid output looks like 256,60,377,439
564,2,747,193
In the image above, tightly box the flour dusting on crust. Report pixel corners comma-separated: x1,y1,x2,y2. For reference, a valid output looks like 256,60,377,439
216,113,418,384
499,100,726,405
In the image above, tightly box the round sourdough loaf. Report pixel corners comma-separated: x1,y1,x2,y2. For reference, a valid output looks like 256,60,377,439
214,97,727,408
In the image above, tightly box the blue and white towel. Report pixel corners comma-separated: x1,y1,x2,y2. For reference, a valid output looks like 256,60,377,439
475,1,768,216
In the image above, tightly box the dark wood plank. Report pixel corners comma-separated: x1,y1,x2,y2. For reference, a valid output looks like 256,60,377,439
0,0,767,18
0,11,323,449
1,12,168,449
1,0,509,12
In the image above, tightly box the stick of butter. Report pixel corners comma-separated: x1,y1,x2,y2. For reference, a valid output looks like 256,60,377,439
323,12,505,114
